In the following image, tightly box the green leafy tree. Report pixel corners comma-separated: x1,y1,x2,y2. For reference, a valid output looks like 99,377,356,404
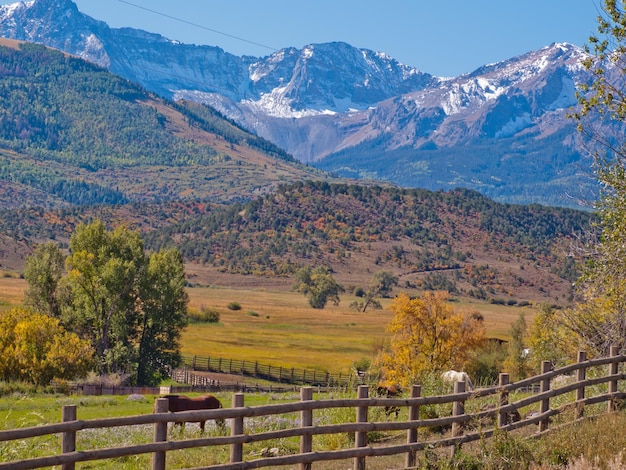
292,266,344,309
503,313,531,380
24,220,189,384
64,221,146,375
351,270,398,312
136,248,189,385
528,304,572,369
23,242,65,318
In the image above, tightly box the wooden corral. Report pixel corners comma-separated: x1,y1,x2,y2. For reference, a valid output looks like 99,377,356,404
1,347,626,470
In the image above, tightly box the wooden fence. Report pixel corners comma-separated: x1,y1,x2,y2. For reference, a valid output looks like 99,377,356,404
180,355,368,387
169,369,310,393
2,348,626,470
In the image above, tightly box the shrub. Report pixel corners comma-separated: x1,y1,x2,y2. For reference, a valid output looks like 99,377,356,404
246,311,259,317
227,302,242,311
188,306,220,323
0,380,39,396
352,358,370,373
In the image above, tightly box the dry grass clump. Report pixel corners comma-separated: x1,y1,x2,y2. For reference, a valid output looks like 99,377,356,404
416,412,626,470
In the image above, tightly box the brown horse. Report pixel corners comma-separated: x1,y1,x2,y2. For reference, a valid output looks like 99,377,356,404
375,383,402,418
159,394,225,432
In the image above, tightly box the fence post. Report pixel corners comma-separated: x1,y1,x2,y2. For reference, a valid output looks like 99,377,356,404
61,405,77,470
609,345,620,412
576,351,587,419
498,373,510,428
405,384,421,469
539,360,552,432
354,385,369,470
152,398,168,470
300,387,313,470
451,380,466,438
230,393,245,464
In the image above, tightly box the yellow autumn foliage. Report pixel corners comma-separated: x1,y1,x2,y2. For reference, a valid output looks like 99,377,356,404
0,308,93,385
375,291,485,387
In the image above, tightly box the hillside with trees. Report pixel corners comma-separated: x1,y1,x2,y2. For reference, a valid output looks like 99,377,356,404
0,39,325,209
0,40,596,307
144,182,595,305
0,181,594,305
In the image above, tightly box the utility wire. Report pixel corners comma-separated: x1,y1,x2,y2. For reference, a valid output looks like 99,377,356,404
116,0,278,52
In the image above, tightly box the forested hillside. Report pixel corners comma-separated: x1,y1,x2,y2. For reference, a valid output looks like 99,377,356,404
0,39,322,208
0,181,594,304
144,182,594,304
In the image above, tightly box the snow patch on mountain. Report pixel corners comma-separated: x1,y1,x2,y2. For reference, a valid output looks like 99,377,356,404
495,114,533,138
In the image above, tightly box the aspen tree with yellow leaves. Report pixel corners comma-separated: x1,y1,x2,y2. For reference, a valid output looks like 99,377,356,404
375,291,485,387
0,308,93,385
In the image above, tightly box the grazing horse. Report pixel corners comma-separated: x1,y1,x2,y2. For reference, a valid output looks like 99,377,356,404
441,370,474,390
375,383,402,418
158,394,225,432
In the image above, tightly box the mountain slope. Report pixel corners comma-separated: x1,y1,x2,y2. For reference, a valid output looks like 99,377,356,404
0,0,600,207
0,181,595,305
144,182,594,304
0,39,326,209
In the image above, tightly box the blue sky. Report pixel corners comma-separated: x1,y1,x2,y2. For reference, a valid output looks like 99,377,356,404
3,0,604,77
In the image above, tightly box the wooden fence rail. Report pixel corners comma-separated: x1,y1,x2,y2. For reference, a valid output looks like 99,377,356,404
180,355,368,387
2,347,625,470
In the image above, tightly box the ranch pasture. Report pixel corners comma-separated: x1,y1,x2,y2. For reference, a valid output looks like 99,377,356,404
0,277,533,374
2,351,626,469
183,285,532,373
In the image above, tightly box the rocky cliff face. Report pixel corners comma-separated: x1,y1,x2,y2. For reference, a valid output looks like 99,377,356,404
0,0,599,207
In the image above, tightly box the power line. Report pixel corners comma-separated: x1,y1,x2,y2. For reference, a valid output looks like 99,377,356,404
116,0,278,52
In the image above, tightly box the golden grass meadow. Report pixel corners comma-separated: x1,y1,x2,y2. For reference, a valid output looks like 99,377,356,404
1,275,532,374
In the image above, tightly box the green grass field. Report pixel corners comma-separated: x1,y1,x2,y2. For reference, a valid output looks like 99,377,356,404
1,391,626,469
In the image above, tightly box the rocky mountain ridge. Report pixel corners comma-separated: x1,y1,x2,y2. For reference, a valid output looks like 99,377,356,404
0,0,600,207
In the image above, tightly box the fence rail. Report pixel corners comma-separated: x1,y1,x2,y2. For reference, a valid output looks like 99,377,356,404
180,354,367,387
2,347,626,470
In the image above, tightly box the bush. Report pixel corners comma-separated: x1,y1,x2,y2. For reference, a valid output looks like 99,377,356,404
188,306,220,323
227,302,242,311
0,380,40,396
246,311,259,317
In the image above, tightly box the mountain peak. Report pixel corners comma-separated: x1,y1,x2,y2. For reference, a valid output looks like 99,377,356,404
0,0,599,207
32,0,79,9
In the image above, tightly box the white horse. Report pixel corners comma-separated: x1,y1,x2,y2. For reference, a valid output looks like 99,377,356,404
441,370,474,390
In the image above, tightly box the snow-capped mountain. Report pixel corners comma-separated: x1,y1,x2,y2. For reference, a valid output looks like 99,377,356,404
0,0,599,207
